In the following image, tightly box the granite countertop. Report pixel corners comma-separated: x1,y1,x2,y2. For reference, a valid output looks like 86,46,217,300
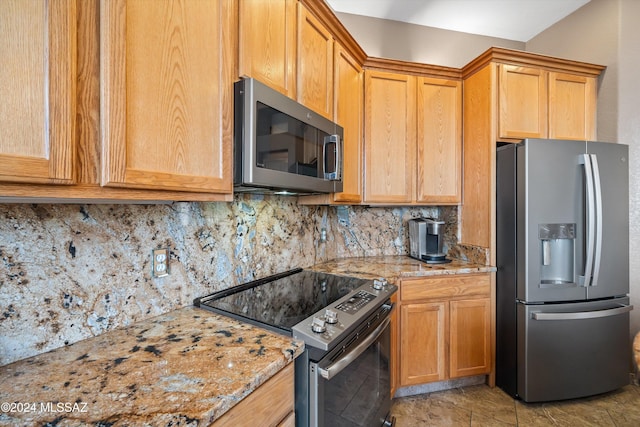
308,255,495,282
0,307,303,426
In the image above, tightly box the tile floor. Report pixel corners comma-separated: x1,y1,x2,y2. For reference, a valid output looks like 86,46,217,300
391,383,640,426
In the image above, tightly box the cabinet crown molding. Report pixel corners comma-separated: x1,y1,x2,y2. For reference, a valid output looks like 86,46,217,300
364,57,461,80
462,47,606,79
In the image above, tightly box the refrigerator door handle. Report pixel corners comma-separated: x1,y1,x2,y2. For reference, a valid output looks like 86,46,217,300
579,154,596,287
590,154,603,287
531,304,633,321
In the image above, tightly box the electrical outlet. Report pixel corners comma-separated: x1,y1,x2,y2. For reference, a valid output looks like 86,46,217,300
152,248,170,277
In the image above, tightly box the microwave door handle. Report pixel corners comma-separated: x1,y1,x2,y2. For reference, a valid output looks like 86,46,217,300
590,154,603,287
323,135,341,181
322,136,327,178
335,134,342,180
579,154,596,287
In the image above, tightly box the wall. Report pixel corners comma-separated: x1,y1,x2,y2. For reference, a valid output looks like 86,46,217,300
334,12,524,67
619,0,640,341
527,0,640,339
0,197,458,366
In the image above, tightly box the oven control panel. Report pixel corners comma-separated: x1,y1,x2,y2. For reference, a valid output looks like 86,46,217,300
335,290,376,313
292,277,397,351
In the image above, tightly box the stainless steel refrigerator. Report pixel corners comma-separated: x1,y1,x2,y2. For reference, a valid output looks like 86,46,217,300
496,138,632,402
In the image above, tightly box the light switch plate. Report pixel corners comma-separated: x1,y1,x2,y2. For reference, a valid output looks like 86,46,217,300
152,248,170,277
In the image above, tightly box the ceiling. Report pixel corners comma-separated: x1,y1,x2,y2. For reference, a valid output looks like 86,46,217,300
325,0,591,42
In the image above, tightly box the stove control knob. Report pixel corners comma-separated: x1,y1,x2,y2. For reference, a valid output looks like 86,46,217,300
324,309,338,324
373,277,388,290
311,317,327,333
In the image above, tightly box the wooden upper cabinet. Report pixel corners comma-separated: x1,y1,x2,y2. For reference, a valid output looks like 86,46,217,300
364,71,416,203
498,64,548,139
238,0,297,98
548,72,597,140
498,64,598,142
0,0,76,185
297,3,334,119
100,0,232,194
363,70,460,205
333,44,363,203
416,77,461,204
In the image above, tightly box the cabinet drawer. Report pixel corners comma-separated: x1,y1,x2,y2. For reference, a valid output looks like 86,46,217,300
401,274,490,302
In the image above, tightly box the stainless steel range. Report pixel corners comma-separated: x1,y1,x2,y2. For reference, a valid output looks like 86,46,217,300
194,268,397,427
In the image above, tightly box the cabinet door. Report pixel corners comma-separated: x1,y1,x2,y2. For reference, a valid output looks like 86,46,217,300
400,302,447,386
364,71,416,203
450,298,491,378
100,0,232,194
498,64,548,139
0,0,76,185
297,4,333,119
416,77,461,204
390,292,399,397
548,72,597,141
333,44,363,203
238,0,296,98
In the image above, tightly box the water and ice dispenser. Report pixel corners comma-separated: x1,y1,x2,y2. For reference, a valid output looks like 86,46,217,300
538,223,576,287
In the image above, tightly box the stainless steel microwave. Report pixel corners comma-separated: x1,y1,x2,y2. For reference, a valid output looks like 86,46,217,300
234,78,343,194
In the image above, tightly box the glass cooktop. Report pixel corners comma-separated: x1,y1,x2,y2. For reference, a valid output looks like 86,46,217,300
194,268,371,333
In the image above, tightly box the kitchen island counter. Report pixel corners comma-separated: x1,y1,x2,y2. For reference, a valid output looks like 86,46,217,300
309,255,495,281
0,307,303,426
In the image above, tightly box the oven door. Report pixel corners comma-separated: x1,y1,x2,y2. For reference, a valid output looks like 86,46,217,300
309,304,395,427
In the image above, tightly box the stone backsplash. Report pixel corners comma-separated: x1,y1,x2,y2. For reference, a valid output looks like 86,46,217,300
0,195,464,366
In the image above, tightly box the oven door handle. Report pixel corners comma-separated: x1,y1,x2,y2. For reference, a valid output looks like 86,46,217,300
318,306,393,380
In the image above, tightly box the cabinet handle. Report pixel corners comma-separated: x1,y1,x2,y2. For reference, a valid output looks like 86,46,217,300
531,304,633,321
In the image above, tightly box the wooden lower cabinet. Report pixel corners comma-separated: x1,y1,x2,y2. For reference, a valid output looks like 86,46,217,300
449,298,491,378
214,363,295,426
396,274,491,389
400,301,447,385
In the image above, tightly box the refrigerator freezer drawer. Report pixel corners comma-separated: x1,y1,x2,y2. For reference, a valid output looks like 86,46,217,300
518,298,631,402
